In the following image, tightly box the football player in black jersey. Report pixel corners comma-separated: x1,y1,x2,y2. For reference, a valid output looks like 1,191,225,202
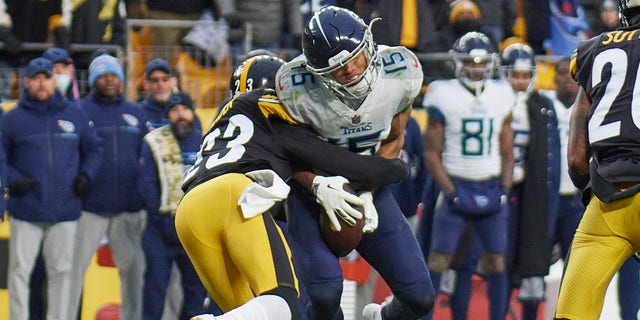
555,1,640,319
177,56,408,320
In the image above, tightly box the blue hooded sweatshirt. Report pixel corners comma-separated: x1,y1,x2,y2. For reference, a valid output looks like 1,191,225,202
2,91,103,222
80,92,149,214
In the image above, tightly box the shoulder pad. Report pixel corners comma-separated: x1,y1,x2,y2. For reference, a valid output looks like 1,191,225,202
378,46,423,80
276,58,321,100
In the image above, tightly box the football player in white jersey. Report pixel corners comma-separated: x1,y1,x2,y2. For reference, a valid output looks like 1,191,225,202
184,54,411,320
422,31,515,319
499,43,560,320
540,57,583,265
276,6,435,320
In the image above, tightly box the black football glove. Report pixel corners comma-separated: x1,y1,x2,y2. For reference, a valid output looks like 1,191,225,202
73,173,90,196
9,177,39,197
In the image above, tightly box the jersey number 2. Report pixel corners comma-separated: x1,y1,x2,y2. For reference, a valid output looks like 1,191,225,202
588,48,640,143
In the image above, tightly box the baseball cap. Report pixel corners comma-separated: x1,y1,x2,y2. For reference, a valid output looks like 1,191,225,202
25,57,53,78
166,92,194,113
42,47,71,65
145,58,173,78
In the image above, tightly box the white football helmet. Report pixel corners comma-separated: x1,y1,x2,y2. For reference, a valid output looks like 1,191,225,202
302,6,381,100
450,31,498,92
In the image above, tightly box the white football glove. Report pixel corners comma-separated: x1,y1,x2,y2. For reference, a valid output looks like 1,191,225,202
358,191,378,233
312,175,364,232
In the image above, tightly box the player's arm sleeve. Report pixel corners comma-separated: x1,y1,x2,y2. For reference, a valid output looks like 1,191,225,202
421,81,441,110
571,37,597,85
274,61,308,123
426,106,445,124
570,49,579,81
395,47,423,114
405,48,423,96
272,120,408,189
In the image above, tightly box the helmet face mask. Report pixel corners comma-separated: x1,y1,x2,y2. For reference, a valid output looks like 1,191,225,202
619,0,640,26
229,54,285,98
315,42,380,99
450,32,497,91
504,68,535,93
499,43,536,93
302,6,381,100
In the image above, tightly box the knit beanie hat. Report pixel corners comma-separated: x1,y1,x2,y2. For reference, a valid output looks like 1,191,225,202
166,92,194,114
88,55,124,88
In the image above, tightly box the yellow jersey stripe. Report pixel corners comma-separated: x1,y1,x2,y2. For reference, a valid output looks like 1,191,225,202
239,58,256,93
258,94,299,125
570,51,578,79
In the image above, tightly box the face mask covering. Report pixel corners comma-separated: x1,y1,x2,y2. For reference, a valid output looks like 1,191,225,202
54,74,71,94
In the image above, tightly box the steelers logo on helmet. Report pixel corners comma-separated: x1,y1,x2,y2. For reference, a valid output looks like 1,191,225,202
302,5,381,100
229,54,286,98
450,31,498,92
500,43,536,93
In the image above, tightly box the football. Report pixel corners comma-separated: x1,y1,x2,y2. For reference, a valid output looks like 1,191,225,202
318,183,365,257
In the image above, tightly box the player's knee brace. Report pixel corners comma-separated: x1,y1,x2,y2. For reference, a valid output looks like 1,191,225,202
480,253,505,274
305,281,343,319
427,252,452,274
263,286,301,320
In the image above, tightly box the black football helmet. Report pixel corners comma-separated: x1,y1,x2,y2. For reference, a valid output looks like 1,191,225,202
500,43,536,92
450,31,497,91
620,0,640,26
229,54,286,98
302,5,380,99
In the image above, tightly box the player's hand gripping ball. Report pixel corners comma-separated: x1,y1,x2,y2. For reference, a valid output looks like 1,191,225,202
319,183,365,257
